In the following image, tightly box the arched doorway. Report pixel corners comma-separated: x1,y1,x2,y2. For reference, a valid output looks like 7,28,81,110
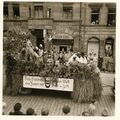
87,37,100,65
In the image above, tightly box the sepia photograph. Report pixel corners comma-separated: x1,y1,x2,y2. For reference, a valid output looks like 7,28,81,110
2,0,116,117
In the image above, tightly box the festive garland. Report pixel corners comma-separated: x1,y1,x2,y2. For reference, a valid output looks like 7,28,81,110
10,60,102,101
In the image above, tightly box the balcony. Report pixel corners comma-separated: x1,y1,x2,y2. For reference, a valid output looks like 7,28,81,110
28,18,53,30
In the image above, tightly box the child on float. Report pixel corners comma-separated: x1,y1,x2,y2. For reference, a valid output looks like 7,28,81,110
79,52,87,64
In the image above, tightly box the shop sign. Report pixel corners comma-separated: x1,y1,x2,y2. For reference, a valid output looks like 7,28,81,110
28,19,53,29
23,76,74,91
52,34,73,39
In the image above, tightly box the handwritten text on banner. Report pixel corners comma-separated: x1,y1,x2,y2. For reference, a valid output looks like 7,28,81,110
23,76,74,91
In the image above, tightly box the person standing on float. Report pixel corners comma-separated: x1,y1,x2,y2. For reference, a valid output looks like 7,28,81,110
79,52,87,64
38,44,43,57
69,56,79,66
67,53,79,65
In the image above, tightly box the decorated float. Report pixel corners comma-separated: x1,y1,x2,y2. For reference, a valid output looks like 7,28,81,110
4,27,102,103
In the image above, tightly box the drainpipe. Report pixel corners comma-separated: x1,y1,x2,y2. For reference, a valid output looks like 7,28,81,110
83,3,86,54
79,3,82,52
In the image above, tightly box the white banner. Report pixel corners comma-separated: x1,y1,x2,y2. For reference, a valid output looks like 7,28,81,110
23,76,74,91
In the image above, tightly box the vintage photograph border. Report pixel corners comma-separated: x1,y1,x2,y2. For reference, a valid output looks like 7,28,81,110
0,0,120,120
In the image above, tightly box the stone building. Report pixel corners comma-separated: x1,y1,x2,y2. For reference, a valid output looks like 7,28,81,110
3,2,116,69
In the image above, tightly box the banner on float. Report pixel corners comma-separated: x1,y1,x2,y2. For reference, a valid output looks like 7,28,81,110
23,75,74,91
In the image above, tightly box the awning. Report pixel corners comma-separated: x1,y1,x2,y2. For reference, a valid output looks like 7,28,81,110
52,33,73,45
53,39,73,45
52,33,73,39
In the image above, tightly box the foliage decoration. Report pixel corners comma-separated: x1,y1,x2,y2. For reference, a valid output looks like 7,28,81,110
4,27,102,102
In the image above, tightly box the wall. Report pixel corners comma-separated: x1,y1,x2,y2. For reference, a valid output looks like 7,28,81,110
83,26,116,57
20,3,29,19
4,21,28,31
52,3,63,20
3,2,116,57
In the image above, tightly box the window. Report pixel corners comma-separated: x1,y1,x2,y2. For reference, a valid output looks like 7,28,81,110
4,2,8,16
29,6,31,18
34,5,43,18
63,4,73,19
13,3,20,17
107,9,116,26
47,8,51,18
91,8,99,25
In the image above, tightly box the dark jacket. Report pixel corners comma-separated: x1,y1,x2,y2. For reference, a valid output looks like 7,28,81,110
9,111,24,115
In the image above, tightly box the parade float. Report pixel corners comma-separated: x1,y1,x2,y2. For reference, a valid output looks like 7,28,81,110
4,27,102,103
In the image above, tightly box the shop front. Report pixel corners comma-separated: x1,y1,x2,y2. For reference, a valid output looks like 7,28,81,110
52,33,74,52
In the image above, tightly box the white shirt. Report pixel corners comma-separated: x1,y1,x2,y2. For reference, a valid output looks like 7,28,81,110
38,49,43,57
79,57,87,64
67,54,80,64
67,54,87,65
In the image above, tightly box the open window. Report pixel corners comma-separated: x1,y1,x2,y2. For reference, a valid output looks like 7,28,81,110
4,2,8,17
47,8,51,18
13,3,20,17
29,6,31,18
107,9,116,26
91,8,99,25
63,4,73,19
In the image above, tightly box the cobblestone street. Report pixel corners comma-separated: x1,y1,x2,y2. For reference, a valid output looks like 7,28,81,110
3,72,115,116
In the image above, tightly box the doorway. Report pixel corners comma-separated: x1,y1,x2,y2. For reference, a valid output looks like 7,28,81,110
35,29,44,48
87,38,100,64
59,46,67,52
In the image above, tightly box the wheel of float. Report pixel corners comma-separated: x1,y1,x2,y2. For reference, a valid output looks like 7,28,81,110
19,87,32,95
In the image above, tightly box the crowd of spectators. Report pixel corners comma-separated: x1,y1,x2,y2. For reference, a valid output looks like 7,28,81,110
2,101,109,116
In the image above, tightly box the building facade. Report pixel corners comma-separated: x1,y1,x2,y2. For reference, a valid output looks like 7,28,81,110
3,2,116,67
